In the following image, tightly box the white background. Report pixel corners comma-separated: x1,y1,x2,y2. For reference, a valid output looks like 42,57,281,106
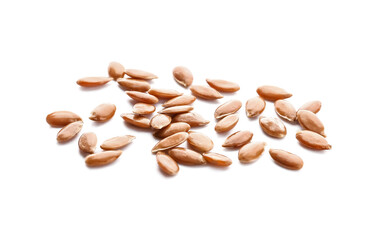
1,1,371,239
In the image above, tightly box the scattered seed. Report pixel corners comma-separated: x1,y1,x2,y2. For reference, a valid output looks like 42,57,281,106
126,91,159,104
46,111,82,127
269,149,304,170
173,66,193,87
100,135,135,150
222,130,253,148
57,121,83,142
132,103,156,115
297,110,326,136
214,100,242,119
125,69,157,80
203,152,232,166
152,132,189,153
256,85,292,101
78,132,97,154
154,122,191,138
245,97,266,118
187,131,214,152
85,150,122,167
89,103,116,122
156,152,179,175
117,78,151,92
148,89,183,99
190,85,223,100
150,114,172,129
173,112,210,127
162,95,196,107
76,77,113,87
168,147,206,165
274,100,297,122
259,116,287,138
298,100,322,114
159,105,194,115
215,114,239,133
121,113,151,128
108,62,125,80
296,130,331,150
206,79,240,92
238,142,266,163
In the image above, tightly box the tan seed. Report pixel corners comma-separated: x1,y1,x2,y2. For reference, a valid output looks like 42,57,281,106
148,89,183,99
46,111,82,127
203,152,232,166
125,69,157,80
215,100,242,119
256,85,292,101
108,62,125,80
121,113,151,128
259,116,287,138
215,114,239,133
100,135,135,150
152,132,188,153
298,100,322,114
297,110,326,136
269,149,304,170
57,121,83,142
206,79,240,92
190,85,223,100
222,130,253,148
172,112,210,127
162,95,196,107
76,77,113,87
168,147,206,165
245,97,266,118
132,103,156,115
296,130,331,150
159,105,194,115
187,131,214,152
154,122,191,138
78,132,97,154
126,91,159,104
156,152,179,176
85,150,122,167
274,100,297,122
173,66,193,87
238,142,266,163
89,103,116,122
117,78,151,92
150,114,172,129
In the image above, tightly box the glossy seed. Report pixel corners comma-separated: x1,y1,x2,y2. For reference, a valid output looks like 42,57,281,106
269,149,304,170
222,130,253,148
297,110,326,136
238,142,266,163
89,103,116,122
206,79,240,92
76,77,113,87
108,62,125,80
156,152,179,176
124,69,157,80
117,78,151,92
203,152,232,166
57,121,83,142
152,132,189,153
296,130,331,150
126,91,159,104
159,105,194,115
168,147,206,165
215,114,239,133
154,122,191,138
132,103,156,115
100,135,135,150
46,111,82,127
121,113,151,128
148,89,183,99
256,85,292,101
215,100,242,119
259,116,287,138
162,95,196,107
190,85,223,100
274,100,297,122
85,150,122,167
78,132,97,154
172,112,210,127
150,114,172,129
298,100,322,114
173,66,193,87
187,131,214,152
245,97,266,118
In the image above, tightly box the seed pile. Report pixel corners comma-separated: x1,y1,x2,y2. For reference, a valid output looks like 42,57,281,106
46,61,331,175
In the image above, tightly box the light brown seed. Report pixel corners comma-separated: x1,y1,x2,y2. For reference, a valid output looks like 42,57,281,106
148,89,183,99
206,79,240,92
172,112,210,127
154,122,191,138
76,77,113,87
100,135,136,150
46,111,82,127
222,130,253,148
89,103,116,122
85,150,122,167
117,78,151,92
108,62,125,80
203,152,232,166
256,85,292,101
57,121,83,142
132,103,156,115
259,116,287,138
297,110,326,136
150,114,172,129
296,130,331,150
121,113,151,128
190,85,223,100
187,131,214,152
298,100,322,114
124,69,157,80
159,105,194,115
214,100,242,119
126,91,159,104
238,142,266,163
245,97,266,118
168,147,206,165
215,114,239,133
156,152,179,176
274,100,297,122
162,95,196,107
269,149,304,170
152,132,189,153
173,66,193,87
78,132,97,154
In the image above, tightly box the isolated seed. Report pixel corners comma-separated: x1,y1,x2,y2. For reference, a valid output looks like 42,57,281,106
215,114,239,133
275,100,297,122
206,79,240,92
190,85,223,100
173,66,193,87
298,100,322,114
121,113,151,128
187,131,214,152
150,114,172,129
78,132,97,154
168,147,206,165
203,152,232,166
172,112,210,127
76,77,113,87
297,110,326,136
108,62,125,80
159,105,194,115
269,149,304,170
148,89,183,99
154,122,191,138
245,97,266,118
125,69,157,80
57,121,83,142
46,111,82,127
117,78,151,92
215,100,242,119
132,103,156,115
259,116,287,138
238,142,266,163
256,85,292,101
89,103,116,122
85,150,122,167
156,152,179,176
162,95,196,107
296,130,331,150
222,130,253,148
100,135,135,150
152,132,189,153
126,91,159,104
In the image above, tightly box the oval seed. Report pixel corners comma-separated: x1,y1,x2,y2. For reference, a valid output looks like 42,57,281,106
126,91,159,104
151,132,189,153
89,103,116,122
150,114,172,130
85,150,122,167
117,78,151,92
190,85,223,100
172,112,210,127
57,121,83,142
168,147,206,165
108,62,125,80
222,130,253,148
162,95,196,107
159,105,194,115
173,66,193,87
215,114,239,133
156,152,179,176
100,135,135,150
206,79,240,92
154,122,191,138
132,103,156,115
214,100,242,119
203,152,232,166
121,113,151,128
297,110,326,136
125,69,157,80
187,131,214,152
298,100,322,114
259,116,287,138
245,97,266,118
274,100,297,122
256,85,292,101
76,77,113,87
296,130,331,150
238,142,266,163
148,89,183,99
269,149,304,170
78,132,97,154
46,111,82,127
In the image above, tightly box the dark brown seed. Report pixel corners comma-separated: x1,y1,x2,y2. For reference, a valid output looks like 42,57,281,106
222,130,253,148
76,77,113,87
57,121,83,142
89,103,116,122
269,149,304,170
100,135,135,150
117,78,151,92
108,62,125,80
296,130,331,150
154,122,191,138
190,85,223,100
156,152,179,176
121,113,151,128
78,132,97,154
168,147,206,165
203,152,232,166
173,66,193,87
172,112,210,127
126,91,159,104
256,85,292,101
125,69,157,80
245,97,266,118
85,150,122,167
46,111,82,127
206,79,240,92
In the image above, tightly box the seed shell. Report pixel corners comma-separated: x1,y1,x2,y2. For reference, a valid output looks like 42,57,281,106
172,112,210,127
259,116,287,138
173,66,193,87
238,142,266,163
168,147,206,165
132,103,156,115
297,110,326,136
78,132,97,154
190,85,223,100
125,69,157,80
222,130,253,148
187,131,214,152
57,121,83,142
148,89,183,99
76,77,113,87
162,95,196,107
296,130,331,150
159,105,194,115
206,79,240,92
269,149,304,170
89,103,116,122
126,91,159,104
274,100,297,122
256,85,292,101
150,114,172,129
245,97,266,118
215,100,242,119
117,78,151,92
215,114,239,133
108,62,125,80
156,152,179,176
46,111,82,127
202,152,232,166
152,132,189,153
85,150,122,167
100,135,136,150
298,100,322,114
154,122,191,138
121,113,151,128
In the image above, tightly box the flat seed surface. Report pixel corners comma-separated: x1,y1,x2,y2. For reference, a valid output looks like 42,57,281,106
156,152,179,176
100,135,135,150
108,62,125,80
298,100,322,114
190,85,223,100
173,66,193,87
203,152,232,166
150,114,172,129
117,78,151,92
126,91,159,104
215,114,239,133
85,150,122,167
46,111,82,127
259,116,287,138
172,112,210,127
223,130,253,148
275,100,297,122
152,132,189,153
162,95,196,107
256,85,292,101
245,97,266,118
269,149,304,170
76,77,113,87
154,122,191,138
206,79,240,92
296,130,331,150
238,142,266,163
168,147,206,165
215,100,242,119
78,132,97,154
148,89,182,99
125,69,157,80
132,103,156,115
297,110,326,136
89,103,116,122
121,113,151,128
159,105,194,115
187,131,214,152
57,121,83,142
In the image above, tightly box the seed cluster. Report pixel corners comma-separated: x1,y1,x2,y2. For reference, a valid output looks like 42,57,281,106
46,62,331,175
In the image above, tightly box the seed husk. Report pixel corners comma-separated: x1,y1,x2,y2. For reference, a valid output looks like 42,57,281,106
245,97,266,118
89,103,116,122
222,130,253,148
108,62,125,80
117,78,151,92
156,152,179,176
150,114,172,129
46,111,82,127
190,85,223,100
132,103,156,115
187,131,214,152
148,89,183,99
76,77,113,87
259,116,287,138
168,147,206,165
238,142,266,163
85,150,122,167
57,121,83,142
100,135,135,150
162,95,196,107
206,79,240,92
298,100,322,114
78,132,97,154
297,110,326,136
203,152,232,166
274,100,297,122
296,130,331,150
256,85,292,101
159,105,194,115
269,149,304,170
215,100,242,119
121,113,151,128
173,66,193,87
215,114,239,133
124,69,157,80
172,112,210,127
126,91,159,104
152,132,189,153
154,122,191,138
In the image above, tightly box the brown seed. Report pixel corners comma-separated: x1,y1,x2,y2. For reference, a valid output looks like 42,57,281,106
124,69,157,80
259,116,287,138
274,100,297,122
238,142,266,163
162,95,196,107
206,79,240,92
245,97,266,118
168,147,206,165
121,113,151,128
222,130,253,148
148,89,183,99
190,85,223,100
57,121,83,142
76,77,113,87
269,149,304,170
46,111,82,127
126,91,159,104
100,135,135,150
132,103,156,115
296,130,331,150
173,66,193,87
85,150,122,167
159,105,194,115
172,112,210,127
78,132,97,154
298,100,322,114
256,85,292,101
156,152,179,176
154,122,191,138
203,152,232,166
108,62,125,80
152,132,189,153
187,131,214,152
215,100,242,119
215,114,239,133
117,78,151,92
89,103,116,122
150,114,172,129
297,110,326,136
